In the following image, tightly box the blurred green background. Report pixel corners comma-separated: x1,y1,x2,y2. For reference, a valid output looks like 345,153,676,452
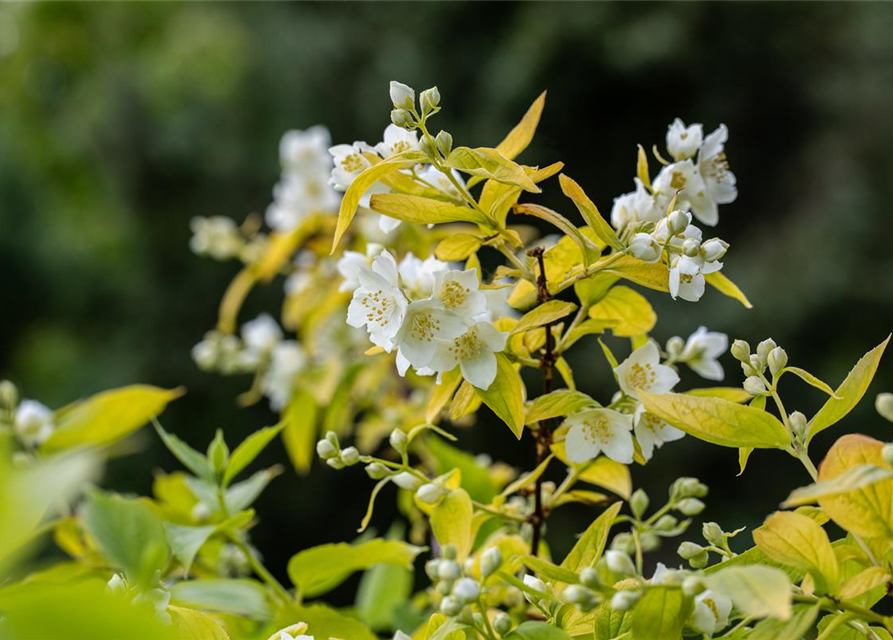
2,2,893,590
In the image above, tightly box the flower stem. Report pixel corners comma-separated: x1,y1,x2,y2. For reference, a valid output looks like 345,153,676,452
228,535,293,604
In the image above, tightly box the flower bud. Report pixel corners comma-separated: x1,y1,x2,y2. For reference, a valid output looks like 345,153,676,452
672,477,708,499
419,136,436,159
610,532,636,555
523,574,546,596
789,411,808,438
420,86,441,114
677,498,706,516
628,233,662,263
390,108,415,129
744,376,766,395
493,613,512,635
700,238,729,262
326,457,345,470
654,514,679,532
417,483,445,504
442,544,458,560
325,431,340,448
425,559,441,581
452,577,480,603
563,584,594,607
435,130,453,157
316,439,338,460
750,353,765,372
876,393,893,423
580,567,601,589
682,576,705,597
436,581,452,596
438,559,461,581
756,338,777,361
689,550,709,569
393,632,413,640
630,489,649,519
389,81,415,109
389,429,408,455
365,462,389,480
610,590,641,612
667,210,691,236
340,446,360,466
702,522,724,546
392,471,423,490
0,380,19,411
605,550,636,577
481,547,502,578
730,339,750,362
682,238,701,257
640,533,660,552
464,558,475,575
677,541,705,560
439,595,463,617
882,443,893,467
106,573,127,595
767,347,788,376
666,336,685,357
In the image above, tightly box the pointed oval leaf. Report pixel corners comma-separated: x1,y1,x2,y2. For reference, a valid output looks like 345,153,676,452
430,488,474,561
474,353,525,438
369,193,489,226
705,565,792,621
753,511,839,594
224,422,285,486
587,285,656,338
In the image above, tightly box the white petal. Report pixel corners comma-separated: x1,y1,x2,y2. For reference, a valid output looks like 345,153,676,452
461,350,498,389
475,322,508,352
565,421,601,464
378,214,402,233
689,358,724,381
650,363,680,393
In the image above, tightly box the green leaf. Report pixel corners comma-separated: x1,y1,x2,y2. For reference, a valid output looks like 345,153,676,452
704,271,752,308
355,552,412,632
223,422,285,486
224,467,280,513
560,502,621,572
170,606,231,640
430,488,474,561
783,464,893,508
427,436,499,503
165,511,253,574
513,203,599,264
630,586,691,640
331,150,427,251
526,390,597,425
638,391,790,449
807,335,890,442
705,565,792,620
287,539,422,599
598,255,670,294
273,604,378,640
504,621,572,639
495,91,546,161
839,566,892,600
558,174,624,251
519,556,580,585
443,146,540,192
281,388,319,475
587,285,656,338
435,234,483,261
42,385,184,452
154,423,214,482
685,387,753,403
749,603,820,640
781,367,839,398
207,429,229,477
170,578,273,620
82,489,169,588
474,353,525,438
369,193,489,226
753,511,839,594
512,300,578,335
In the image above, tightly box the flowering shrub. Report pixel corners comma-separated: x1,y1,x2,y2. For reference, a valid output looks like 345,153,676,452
2,80,892,640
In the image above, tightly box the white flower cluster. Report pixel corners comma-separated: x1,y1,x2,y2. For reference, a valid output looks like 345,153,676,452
13,398,55,447
266,126,340,232
650,563,732,635
564,327,727,465
340,248,508,390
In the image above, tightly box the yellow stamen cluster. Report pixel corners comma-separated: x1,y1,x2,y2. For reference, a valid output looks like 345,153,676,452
341,153,365,173
626,361,657,391
579,414,611,446
439,280,469,309
362,290,395,327
408,311,441,343
447,328,481,360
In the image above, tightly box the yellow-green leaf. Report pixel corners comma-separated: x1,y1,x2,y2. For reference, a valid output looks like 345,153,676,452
369,193,489,226
783,464,893,508
513,203,599,265
705,565,792,620
560,502,621,572
551,442,632,498
638,391,790,449
558,174,624,251
512,300,578,335
224,423,285,486
525,390,597,425
838,566,891,599
426,368,463,423
43,385,184,452
685,387,753,403
170,606,230,640
443,146,540,192
496,91,546,160
817,434,893,538
587,285,656,338
807,336,890,442
781,367,839,398
281,388,319,475
630,586,691,640
273,604,377,640
474,353,525,438
748,603,820,640
636,144,651,191
753,511,839,594
435,233,482,261
705,271,752,308
430,488,473,560
600,255,670,293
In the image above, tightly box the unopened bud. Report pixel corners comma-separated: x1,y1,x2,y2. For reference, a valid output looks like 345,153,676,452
389,81,415,109
682,576,705,597
789,411,808,438
682,238,700,257
750,354,765,372
610,532,636,555
701,238,729,262
425,559,441,581
439,595,463,617
435,130,453,157
756,338,777,361
326,457,345,470
666,336,685,357
419,136,436,159
420,86,441,114
453,578,480,604
438,559,461,581
611,590,641,611
481,547,502,578
730,339,750,362
325,431,340,448
672,477,708,499
416,483,445,504
340,446,360,466
442,544,458,560
628,233,662,263
744,376,766,395
580,567,601,589
882,443,893,467
389,429,408,455
0,380,19,411
493,613,512,635
390,108,414,129
316,439,338,460
677,541,705,560
667,210,691,236
677,498,706,516
702,522,723,546
392,471,423,490
876,393,893,423
640,533,660,552
768,347,788,376
630,489,650,519
366,462,389,480
605,550,636,577
563,584,592,606
654,514,679,532
106,573,127,595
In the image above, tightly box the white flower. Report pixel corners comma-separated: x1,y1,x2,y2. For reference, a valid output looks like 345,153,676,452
628,233,662,263
666,118,703,161
279,633,314,640
14,399,54,447
242,313,283,354
329,142,389,207
432,269,487,322
614,342,680,399
266,173,340,231
564,408,634,464
428,322,508,389
634,404,684,462
690,589,732,635
375,124,420,158
696,124,737,225
652,160,707,217
398,252,447,298
681,326,728,380
262,341,306,411
394,299,467,370
279,126,331,173
417,165,465,200
523,574,547,603
669,254,719,302
189,216,242,260
611,178,662,230
346,250,407,350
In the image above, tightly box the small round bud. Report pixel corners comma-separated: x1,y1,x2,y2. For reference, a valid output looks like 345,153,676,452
672,477,708,499
340,446,360,466
767,347,788,376
419,136,436,159
481,547,502,578
389,81,415,109
756,338,777,361
876,393,893,423
744,376,766,395
392,471,423,490
439,595,463,617
789,411,808,438
438,559,461,581
628,233,662,263
630,489,650,519
436,581,452,596
700,238,729,262
316,438,338,460
750,353,765,372
580,567,601,589
610,532,636,555
393,632,413,640
326,457,345,470
325,431,340,448
666,336,685,357
682,576,705,597
0,380,19,411
640,533,660,552
702,522,724,546
882,443,893,467
420,86,441,113
563,584,591,605
682,238,701,257
493,613,512,635
452,577,480,603
677,498,706,516
365,462,389,480
442,544,458,561
425,559,442,581
730,339,751,362
106,573,127,595
610,590,641,612
389,429,408,455
390,108,415,129
464,558,476,575
523,574,546,596
689,550,709,569
435,130,453,157
416,483,445,504
667,210,691,236
677,541,705,560
605,550,636,577
654,514,679,532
